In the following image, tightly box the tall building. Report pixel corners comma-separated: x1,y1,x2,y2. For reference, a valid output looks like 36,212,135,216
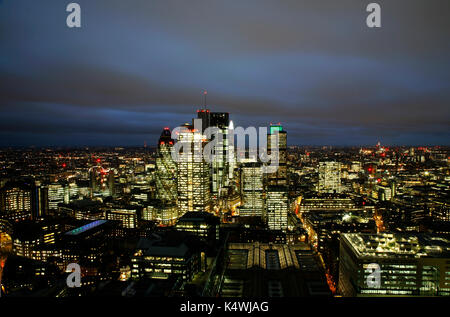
48,182,69,211
338,233,450,296
0,180,44,221
197,110,231,201
266,186,289,231
265,125,289,231
318,161,341,194
239,160,264,218
148,127,178,226
267,125,287,186
155,127,177,203
176,122,211,215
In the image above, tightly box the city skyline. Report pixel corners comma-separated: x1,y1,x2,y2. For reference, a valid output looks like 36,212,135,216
1,0,450,305
0,107,449,299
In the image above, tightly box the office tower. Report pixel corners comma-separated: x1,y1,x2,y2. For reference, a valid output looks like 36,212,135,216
0,180,37,221
210,112,231,199
89,166,100,196
106,208,138,229
176,122,211,215
89,166,115,198
148,128,178,226
266,125,289,231
350,161,361,173
108,169,116,198
34,181,48,219
197,110,231,200
48,181,69,211
338,233,450,296
227,120,236,180
155,127,177,202
318,161,341,193
239,160,264,218
267,125,287,186
266,186,288,231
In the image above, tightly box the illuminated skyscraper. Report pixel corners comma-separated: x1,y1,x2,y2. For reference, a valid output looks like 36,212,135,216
266,186,288,231
155,127,177,202
318,161,341,193
48,181,69,211
176,122,211,215
197,110,231,201
89,165,113,198
239,159,264,218
0,180,39,221
149,127,178,225
267,125,287,186
266,125,288,231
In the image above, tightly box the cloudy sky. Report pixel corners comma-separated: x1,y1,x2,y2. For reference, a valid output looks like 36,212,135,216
1,0,449,146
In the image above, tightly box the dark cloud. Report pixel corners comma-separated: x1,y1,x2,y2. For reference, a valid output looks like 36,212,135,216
0,0,449,146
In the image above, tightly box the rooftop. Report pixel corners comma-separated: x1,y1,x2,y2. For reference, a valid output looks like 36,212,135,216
342,233,450,259
65,220,108,236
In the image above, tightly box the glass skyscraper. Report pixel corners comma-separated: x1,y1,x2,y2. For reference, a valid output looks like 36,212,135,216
176,122,211,215
266,125,289,231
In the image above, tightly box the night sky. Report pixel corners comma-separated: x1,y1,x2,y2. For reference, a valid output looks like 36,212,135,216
1,0,449,147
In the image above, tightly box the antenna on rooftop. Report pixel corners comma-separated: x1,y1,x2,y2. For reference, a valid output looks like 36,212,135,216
202,89,207,109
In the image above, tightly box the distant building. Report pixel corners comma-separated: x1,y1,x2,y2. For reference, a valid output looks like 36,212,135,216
48,182,69,211
106,207,138,229
0,180,46,221
144,200,178,226
299,196,356,213
267,125,287,186
58,199,104,221
175,211,220,242
318,161,341,194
